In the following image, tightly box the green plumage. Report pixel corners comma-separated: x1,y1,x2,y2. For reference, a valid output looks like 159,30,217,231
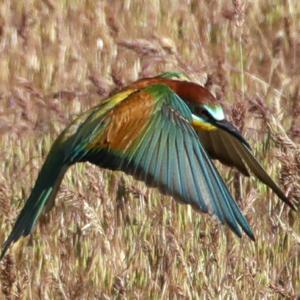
1,146,67,259
158,71,190,80
2,76,291,260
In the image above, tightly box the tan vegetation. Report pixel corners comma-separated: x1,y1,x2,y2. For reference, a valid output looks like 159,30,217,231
0,0,299,299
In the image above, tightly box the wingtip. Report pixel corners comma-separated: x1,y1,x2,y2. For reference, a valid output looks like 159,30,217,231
242,226,255,242
285,198,297,211
232,228,255,242
247,231,256,242
0,235,18,262
0,241,10,262
279,192,297,211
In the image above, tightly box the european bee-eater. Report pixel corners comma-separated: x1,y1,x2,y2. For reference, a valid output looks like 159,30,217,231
0,71,293,260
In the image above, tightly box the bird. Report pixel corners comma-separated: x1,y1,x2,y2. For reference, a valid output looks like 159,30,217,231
0,71,294,260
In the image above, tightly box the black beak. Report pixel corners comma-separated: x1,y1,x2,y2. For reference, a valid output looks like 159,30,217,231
214,119,251,150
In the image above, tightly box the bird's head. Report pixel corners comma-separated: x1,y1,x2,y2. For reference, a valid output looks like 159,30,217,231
190,102,250,148
129,74,250,148
165,78,249,147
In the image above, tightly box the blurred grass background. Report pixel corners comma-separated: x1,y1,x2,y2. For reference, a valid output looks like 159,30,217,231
0,0,299,299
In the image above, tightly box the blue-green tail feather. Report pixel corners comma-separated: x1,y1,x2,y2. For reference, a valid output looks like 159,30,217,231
0,149,67,260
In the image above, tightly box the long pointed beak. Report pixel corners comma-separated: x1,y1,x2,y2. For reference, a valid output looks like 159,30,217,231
214,119,251,150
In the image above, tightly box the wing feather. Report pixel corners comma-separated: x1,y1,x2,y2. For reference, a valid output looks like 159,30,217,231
198,129,292,208
199,130,250,176
197,144,253,238
185,139,223,219
175,126,194,206
192,138,243,236
71,84,254,239
166,123,181,195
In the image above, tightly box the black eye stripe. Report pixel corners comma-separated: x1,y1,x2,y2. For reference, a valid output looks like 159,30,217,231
188,102,214,120
201,109,211,117
195,107,212,119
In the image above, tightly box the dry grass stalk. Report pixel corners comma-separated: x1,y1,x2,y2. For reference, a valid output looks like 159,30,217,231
0,1,299,298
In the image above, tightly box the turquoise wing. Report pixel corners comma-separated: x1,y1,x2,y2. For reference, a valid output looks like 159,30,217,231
70,84,254,239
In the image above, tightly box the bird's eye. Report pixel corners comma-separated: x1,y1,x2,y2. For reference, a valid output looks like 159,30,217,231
201,108,212,118
196,106,212,119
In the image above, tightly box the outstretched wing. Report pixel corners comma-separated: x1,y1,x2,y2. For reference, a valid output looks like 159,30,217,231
198,128,292,207
69,84,254,239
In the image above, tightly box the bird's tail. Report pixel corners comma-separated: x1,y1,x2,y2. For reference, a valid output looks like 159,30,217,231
0,148,68,260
